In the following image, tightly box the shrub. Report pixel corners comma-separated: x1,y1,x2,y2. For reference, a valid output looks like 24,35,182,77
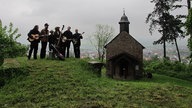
0,20,28,59
0,55,4,66
0,78,5,87
144,60,192,81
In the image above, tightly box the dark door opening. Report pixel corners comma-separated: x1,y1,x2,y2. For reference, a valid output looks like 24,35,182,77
119,60,128,79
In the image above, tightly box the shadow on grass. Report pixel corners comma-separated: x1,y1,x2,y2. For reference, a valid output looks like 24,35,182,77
132,73,192,88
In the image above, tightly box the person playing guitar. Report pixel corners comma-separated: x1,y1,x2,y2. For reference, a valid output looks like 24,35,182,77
72,29,84,58
27,25,40,60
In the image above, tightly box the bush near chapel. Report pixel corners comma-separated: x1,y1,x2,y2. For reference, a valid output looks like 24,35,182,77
144,59,192,81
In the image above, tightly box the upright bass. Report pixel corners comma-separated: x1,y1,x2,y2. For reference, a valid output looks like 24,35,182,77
51,25,65,60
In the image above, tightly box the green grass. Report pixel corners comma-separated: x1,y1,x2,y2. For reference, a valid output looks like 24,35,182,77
0,57,192,108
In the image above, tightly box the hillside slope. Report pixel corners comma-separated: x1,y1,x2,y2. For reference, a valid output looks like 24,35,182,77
0,57,192,108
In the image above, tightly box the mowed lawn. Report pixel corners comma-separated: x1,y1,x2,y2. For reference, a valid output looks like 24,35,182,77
0,57,192,108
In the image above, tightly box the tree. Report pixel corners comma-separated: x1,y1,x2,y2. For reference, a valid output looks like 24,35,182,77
90,24,114,62
187,0,191,9
146,0,184,61
164,14,184,62
185,9,192,63
0,20,28,66
185,0,192,63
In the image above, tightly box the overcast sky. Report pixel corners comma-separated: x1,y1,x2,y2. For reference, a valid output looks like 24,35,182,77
0,0,189,50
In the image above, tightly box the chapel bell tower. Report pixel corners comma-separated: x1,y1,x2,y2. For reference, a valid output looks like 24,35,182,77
119,10,130,33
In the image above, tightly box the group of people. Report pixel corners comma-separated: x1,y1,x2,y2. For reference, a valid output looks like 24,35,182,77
27,23,83,60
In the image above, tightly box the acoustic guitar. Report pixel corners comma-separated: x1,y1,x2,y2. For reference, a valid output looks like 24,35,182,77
27,34,49,42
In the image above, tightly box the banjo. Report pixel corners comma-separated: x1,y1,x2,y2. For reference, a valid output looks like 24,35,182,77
72,32,85,45
62,32,84,43
62,36,72,43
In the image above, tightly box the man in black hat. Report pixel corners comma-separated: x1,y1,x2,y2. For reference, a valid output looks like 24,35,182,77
40,23,49,59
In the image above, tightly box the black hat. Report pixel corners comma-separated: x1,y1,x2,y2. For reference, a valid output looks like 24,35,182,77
44,23,49,26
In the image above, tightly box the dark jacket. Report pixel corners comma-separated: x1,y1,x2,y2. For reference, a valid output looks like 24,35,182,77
73,33,83,46
48,34,57,45
54,31,62,45
28,29,40,43
40,29,49,42
63,30,73,41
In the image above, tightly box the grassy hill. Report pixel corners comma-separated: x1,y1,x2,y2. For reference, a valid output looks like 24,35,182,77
0,57,192,108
